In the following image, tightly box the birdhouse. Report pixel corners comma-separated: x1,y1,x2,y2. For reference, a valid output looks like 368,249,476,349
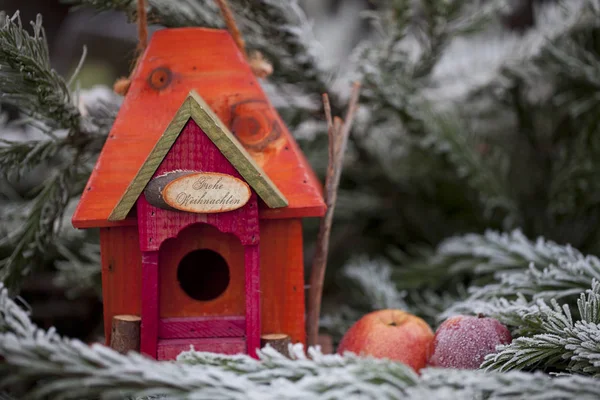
72,28,325,360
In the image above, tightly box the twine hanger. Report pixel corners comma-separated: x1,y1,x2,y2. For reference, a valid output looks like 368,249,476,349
114,0,273,96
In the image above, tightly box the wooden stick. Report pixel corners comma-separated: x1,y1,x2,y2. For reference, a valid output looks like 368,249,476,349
322,93,333,128
136,0,148,54
110,315,141,354
216,0,248,59
260,333,291,357
113,0,148,96
306,82,361,347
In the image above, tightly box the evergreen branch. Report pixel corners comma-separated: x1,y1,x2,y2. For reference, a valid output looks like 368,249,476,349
319,258,410,340
3,282,600,399
465,255,600,304
178,345,418,393
319,305,364,342
482,281,600,375
0,119,109,178
538,7,600,218
0,332,419,399
64,0,222,29
445,235,600,321
0,139,60,177
325,257,466,336
358,0,507,125
0,282,417,399
414,368,600,400
0,10,116,290
343,258,409,311
235,0,329,96
54,243,102,298
0,12,81,132
334,231,586,332
0,138,61,178
419,110,519,226
66,0,331,107
393,229,580,290
0,168,76,290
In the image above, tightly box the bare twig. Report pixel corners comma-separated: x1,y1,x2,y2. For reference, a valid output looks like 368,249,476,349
307,82,361,347
216,0,273,77
216,0,248,59
136,0,148,53
323,93,333,128
113,0,147,95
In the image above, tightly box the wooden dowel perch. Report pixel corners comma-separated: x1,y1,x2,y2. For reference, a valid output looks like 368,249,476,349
110,315,141,354
306,82,362,347
261,333,291,357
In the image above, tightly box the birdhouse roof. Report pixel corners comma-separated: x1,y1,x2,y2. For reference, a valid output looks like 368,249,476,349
108,90,287,221
72,28,326,228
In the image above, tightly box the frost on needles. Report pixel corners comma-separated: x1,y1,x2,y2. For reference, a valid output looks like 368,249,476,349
339,230,600,375
1,282,600,399
2,0,600,398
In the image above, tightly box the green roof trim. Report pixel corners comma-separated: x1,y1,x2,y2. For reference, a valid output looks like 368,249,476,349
108,90,288,221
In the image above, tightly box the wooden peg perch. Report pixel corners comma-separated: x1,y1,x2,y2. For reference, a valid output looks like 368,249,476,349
261,333,291,357
306,82,361,347
110,314,141,354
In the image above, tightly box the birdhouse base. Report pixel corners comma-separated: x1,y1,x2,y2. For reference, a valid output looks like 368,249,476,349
158,337,246,360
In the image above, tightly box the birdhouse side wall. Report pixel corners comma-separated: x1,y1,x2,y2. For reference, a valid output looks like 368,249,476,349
99,226,143,344
260,218,306,345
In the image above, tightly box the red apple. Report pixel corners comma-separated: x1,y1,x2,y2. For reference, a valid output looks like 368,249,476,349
428,314,512,369
337,309,434,371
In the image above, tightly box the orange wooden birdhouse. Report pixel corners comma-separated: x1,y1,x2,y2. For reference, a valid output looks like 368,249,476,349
72,28,325,360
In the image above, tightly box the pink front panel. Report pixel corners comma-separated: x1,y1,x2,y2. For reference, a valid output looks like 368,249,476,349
137,119,260,253
137,119,263,359
158,337,246,360
159,316,245,339
245,245,261,358
141,251,159,358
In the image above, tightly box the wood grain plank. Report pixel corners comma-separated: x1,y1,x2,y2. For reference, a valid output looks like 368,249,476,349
159,316,245,339
135,119,260,253
157,337,246,360
188,91,288,209
72,28,325,228
108,100,191,221
140,251,159,358
245,244,261,358
109,91,287,222
100,227,143,345
259,219,306,345
157,223,246,318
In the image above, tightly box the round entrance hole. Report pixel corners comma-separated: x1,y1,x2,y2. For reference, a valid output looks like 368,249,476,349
177,249,230,301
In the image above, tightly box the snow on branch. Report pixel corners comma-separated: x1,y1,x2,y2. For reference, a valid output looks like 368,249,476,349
0,12,119,291
481,281,600,375
343,258,409,311
0,12,80,132
394,230,580,293
444,231,600,320
3,282,600,398
0,282,418,399
67,0,331,104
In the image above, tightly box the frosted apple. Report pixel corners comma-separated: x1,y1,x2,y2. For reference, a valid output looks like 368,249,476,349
428,314,512,369
337,309,434,371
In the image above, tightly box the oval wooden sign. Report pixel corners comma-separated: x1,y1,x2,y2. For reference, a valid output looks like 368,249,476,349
162,172,251,213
